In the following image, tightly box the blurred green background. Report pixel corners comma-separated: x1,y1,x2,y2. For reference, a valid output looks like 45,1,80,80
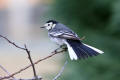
50,0,120,80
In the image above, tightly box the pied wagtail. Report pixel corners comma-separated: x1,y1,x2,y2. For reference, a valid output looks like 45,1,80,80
41,20,104,60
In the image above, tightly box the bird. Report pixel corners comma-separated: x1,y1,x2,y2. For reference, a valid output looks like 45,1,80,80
41,20,104,60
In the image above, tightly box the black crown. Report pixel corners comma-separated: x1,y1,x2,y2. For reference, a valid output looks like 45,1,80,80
46,20,58,24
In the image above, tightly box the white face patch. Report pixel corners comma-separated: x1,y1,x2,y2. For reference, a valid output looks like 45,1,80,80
44,22,56,30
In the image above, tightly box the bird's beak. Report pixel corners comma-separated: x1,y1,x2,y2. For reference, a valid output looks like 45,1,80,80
40,26,45,28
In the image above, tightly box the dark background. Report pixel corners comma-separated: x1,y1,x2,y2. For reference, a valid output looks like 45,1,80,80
50,0,120,80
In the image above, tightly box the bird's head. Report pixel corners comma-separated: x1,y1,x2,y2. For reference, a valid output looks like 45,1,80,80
41,20,58,30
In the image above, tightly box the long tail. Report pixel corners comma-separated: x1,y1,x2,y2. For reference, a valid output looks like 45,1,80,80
65,39,104,60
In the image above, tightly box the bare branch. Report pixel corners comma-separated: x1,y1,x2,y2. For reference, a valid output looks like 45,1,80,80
53,60,68,80
0,35,67,80
0,48,67,80
0,35,25,50
0,35,38,79
9,76,42,80
24,45,38,80
0,64,16,79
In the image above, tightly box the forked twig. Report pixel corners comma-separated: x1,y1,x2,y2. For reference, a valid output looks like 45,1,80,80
0,48,67,80
0,35,37,79
0,35,67,80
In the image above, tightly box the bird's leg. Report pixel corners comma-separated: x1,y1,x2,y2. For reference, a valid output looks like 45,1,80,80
54,45,67,53
54,47,61,53
60,45,67,51
54,45,64,52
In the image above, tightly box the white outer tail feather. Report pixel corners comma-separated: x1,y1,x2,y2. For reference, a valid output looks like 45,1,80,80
83,43,104,54
65,41,104,60
65,42,78,60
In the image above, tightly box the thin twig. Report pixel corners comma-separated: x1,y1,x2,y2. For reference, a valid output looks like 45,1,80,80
0,64,15,79
53,60,68,80
0,35,67,80
0,64,11,76
24,45,38,80
0,47,67,80
0,35,37,79
80,36,86,41
9,76,42,80
0,35,25,50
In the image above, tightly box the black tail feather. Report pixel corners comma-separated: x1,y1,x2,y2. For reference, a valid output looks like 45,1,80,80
66,39,99,59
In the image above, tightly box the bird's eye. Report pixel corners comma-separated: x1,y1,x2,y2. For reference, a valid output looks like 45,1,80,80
48,24,50,26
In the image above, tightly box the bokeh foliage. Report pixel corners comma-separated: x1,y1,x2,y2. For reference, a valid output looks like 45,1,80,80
50,0,120,80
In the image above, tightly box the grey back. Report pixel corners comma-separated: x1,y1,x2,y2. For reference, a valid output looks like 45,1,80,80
49,23,76,35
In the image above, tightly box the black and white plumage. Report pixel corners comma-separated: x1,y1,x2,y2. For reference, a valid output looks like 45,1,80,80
41,20,104,60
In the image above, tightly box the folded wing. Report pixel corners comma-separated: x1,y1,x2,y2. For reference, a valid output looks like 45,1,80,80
49,31,80,40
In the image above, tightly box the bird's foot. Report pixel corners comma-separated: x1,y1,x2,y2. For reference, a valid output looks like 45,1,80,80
60,45,67,51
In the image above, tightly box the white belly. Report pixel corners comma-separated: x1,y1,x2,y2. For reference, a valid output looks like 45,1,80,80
49,36,65,45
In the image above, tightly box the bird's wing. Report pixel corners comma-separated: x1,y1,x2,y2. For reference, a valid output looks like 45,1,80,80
49,31,80,40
